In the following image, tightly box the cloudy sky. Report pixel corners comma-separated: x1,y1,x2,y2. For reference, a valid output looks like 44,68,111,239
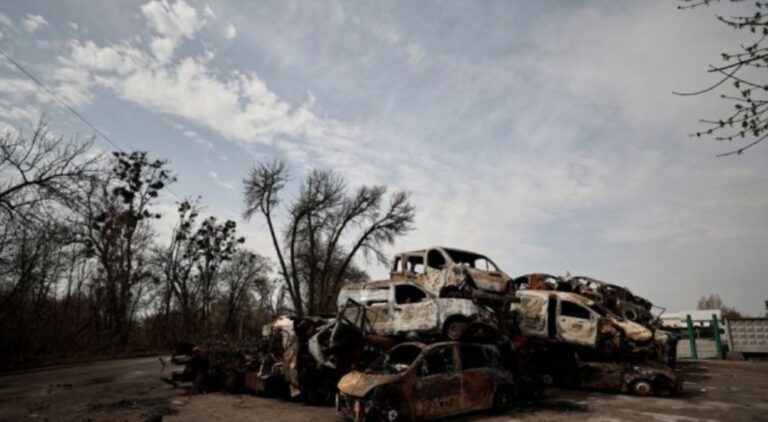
0,0,766,315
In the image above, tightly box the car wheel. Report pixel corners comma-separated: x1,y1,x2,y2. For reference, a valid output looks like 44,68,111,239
632,380,654,396
541,374,554,386
443,319,468,341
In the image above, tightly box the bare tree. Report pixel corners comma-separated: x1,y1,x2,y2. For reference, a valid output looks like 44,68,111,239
0,119,99,221
79,151,175,351
192,217,245,333
243,160,415,316
697,293,744,319
154,199,203,339
676,1,768,156
219,250,271,338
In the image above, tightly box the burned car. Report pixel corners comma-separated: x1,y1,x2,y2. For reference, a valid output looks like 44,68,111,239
562,275,655,324
337,280,497,340
513,274,656,324
336,341,516,421
243,315,337,403
390,246,513,303
513,275,678,365
512,290,656,359
577,360,681,396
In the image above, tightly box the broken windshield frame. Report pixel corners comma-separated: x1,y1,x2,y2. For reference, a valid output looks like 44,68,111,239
364,344,424,374
443,249,500,272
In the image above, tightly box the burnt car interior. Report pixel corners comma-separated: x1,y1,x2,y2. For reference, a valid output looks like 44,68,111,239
417,345,455,377
395,284,428,304
561,300,593,320
444,249,499,273
367,344,424,374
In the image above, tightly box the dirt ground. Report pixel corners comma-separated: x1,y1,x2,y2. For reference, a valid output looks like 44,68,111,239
0,357,766,422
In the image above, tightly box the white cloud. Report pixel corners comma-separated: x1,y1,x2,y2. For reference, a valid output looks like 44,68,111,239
0,12,14,28
224,23,236,40
149,36,177,63
140,0,211,63
141,0,207,40
21,14,48,32
8,0,766,314
209,170,234,190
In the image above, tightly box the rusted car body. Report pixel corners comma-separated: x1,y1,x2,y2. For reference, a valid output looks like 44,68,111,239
512,290,656,359
337,280,497,340
389,246,513,303
244,316,296,396
243,315,337,403
336,341,515,421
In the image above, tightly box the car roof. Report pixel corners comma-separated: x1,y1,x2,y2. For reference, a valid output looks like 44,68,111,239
395,246,487,257
339,279,426,290
517,289,597,306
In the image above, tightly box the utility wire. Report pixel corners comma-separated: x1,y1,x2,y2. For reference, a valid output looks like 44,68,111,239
0,48,184,200
1,48,124,153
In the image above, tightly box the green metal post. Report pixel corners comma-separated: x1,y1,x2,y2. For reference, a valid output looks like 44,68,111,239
686,314,698,360
711,314,724,359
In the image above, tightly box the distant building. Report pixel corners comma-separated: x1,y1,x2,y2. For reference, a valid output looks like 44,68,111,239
660,309,722,328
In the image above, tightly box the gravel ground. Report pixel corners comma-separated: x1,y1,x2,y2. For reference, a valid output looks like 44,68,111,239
1,358,766,421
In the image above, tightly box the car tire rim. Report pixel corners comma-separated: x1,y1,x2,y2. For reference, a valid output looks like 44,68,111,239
634,381,652,396
387,409,398,421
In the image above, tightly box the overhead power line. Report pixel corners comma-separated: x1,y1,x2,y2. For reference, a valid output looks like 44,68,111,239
0,48,184,200
0,48,124,153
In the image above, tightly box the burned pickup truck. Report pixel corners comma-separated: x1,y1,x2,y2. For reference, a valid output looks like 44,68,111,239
389,246,513,304
337,341,517,421
337,280,497,340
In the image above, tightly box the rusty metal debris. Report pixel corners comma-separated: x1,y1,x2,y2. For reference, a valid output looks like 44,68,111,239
160,246,681,420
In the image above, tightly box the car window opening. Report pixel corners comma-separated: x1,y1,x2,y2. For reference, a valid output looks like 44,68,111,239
395,285,427,304
418,345,455,376
561,301,592,320
366,344,423,374
427,249,446,269
444,248,498,272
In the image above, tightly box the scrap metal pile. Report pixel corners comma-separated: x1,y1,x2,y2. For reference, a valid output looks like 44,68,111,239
162,246,681,421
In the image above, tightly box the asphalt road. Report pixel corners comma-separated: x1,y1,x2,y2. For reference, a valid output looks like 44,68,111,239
1,358,767,421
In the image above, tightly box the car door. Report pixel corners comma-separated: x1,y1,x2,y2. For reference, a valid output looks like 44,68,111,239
516,293,550,339
458,344,495,411
410,344,463,419
556,298,599,347
392,284,439,333
359,286,394,335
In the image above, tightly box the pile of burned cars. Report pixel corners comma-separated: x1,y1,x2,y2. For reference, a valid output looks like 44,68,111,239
161,246,681,421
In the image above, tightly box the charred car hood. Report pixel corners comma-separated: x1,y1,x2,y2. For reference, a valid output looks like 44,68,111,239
337,371,401,398
612,318,653,342
466,268,510,293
